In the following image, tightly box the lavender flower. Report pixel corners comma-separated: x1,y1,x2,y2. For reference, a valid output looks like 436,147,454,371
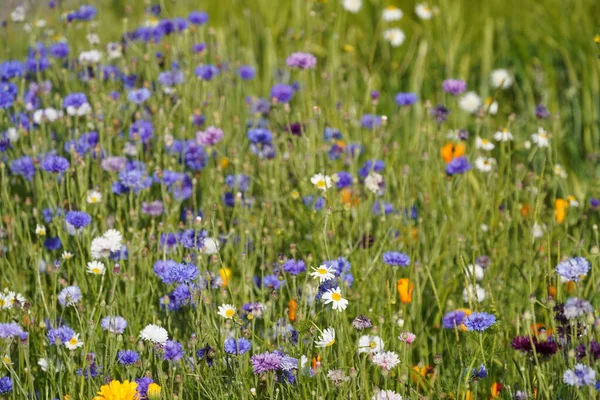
446,156,472,175
563,364,596,387
286,52,317,69
57,286,82,306
251,352,282,374
564,297,593,320
555,257,590,282
0,322,24,339
196,126,224,146
100,316,128,334
142,201,164,216
442,79,467,95
430,104,450,122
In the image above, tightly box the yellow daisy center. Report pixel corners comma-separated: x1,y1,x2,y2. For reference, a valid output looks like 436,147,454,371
332,293,342,301
225,309,235,318
316,180,326,188
327,339,335,347
69,337,78,346
92,268,100,274
369,341,376,348
317,268,328,275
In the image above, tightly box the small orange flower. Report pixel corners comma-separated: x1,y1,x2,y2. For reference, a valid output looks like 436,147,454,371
411,365,435,385
520,203,531,217
441,142,466,163
554,199,568,223
530,323,553,337
219,157,230,169
341,188,360,207
397,278,414,304
547,285,556,297
311,354,321,371
566,280,577,294
219,268,231,287
288,299,298,322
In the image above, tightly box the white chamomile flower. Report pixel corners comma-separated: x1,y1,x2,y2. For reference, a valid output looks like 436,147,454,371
217,304,236,319
35,224,46,236
493,128,513,142
474,156,495,172
310,264,336,283
358,335,384,354
554,164,568,179
322,287,349,312
342,0,362,13
531,127,550,148
78,50,102,65
310,173,333,191
415,3,433,20
459,91,482,113
315,327,336,347
475,137,495,151
382,6,403,22
484,97,498,115
61,251,74,260
65,334,84,350
201,237,220,255
87,260,105,275
383,28,405,47
139,324,169,344
490,68,513,89
87,190,102,204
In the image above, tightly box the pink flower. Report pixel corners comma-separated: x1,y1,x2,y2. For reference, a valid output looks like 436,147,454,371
398,331,416,344
196,126,224,146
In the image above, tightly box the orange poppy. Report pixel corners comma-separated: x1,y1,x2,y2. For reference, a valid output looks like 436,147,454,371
288,299,298,322
554,199,568,223
441,142,466,163
341,188,360,207
490,382,503,398
397,278,414,304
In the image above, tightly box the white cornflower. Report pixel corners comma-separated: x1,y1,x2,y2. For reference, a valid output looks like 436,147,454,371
78,50,102,65
364,172,384,195
315,327,336,347
86,33,100,45
65,334,84,350
415,3,433,20
358,335,384,354
35,224,46,236
372,351,400,370
490,69,513,89
201,237,220,255
139,324,169,344
342,0,362,13
87,190,102,204
87,260,105,275
464,264,485,281
382,6,403,22
38,358,49,372
327,369,350,385
322,288,349,312
383,28,405,47
531,127,550,148
474,156,495,172
310,173,332,191
217,304,236,319
11,6,26,22
310,264,336,283
6,127,19,143
66,102,91,116
106,42,123,60
532,222,545,239
372,389,403,400
493,129,513,142
33,108,62,124
459,91,482,113
90,229,123,259
475,137,495,151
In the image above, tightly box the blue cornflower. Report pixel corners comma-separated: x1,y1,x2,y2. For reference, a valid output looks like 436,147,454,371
0,61,24,81
49,42,69,58
247,128,272,144
43,237,62,251
382,251,410,267
0,322,24,339
395,92,418,106
283,259,306,275
163,340,184,361
270,84,294,103
0,83,17,109
335,171,353,189
188,11,209,25
463,312,496,332
47,325,75,345
225,174,250,192
158,70,184,87
117,350,139,366
58,286,82,306
224,338,251,355
563,364,596,387
472,364,487,379
136,377,155,398
184,141,208,170
65,211,91,229
358,160,384,178
431,104,450,122
239,65,256,80
0,376,12,394
41,155,69,173
372,201,394,216
361,114,381,130
446,156,472,175
127,88,151,104
555,257,591,282
195,65,219,81
129,120,154,144
10,156,35,181
442,310,468,329
100,316,128,334
262,274,284,290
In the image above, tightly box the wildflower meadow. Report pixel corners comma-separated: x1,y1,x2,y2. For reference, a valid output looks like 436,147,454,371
1,0,600,399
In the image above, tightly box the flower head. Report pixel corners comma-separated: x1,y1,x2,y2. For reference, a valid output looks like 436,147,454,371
139,324,168,345
93,380,138,400
217,304,236,319
322,287,349,312
311,264,336,283
463,312,496,332
315,327,336,347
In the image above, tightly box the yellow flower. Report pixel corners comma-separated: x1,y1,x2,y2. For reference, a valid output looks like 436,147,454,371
93,380,138,400
219,268,232,287
147,383,161,399
343,44,355,53
594,35,600,44
554,198,568,224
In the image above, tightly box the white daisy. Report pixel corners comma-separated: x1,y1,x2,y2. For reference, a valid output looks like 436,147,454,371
62,251,74,260
357,335,384,354
474,156,495,172
87,260,105,275
493,128,513,142
87,190,102,204
490,69,513,89
139,324,169,344
315,327,336,347
372,351,400,370
35,224,46,236
554,164,568,179
65,333,84,350
310,173,333,191
383,28,405,47
342,0,362,13
415,3,433,20
531,127,550,148
483,97,498,115
321,288,349,312
382,6,403,22
217,304,236,319
459,91,482,113
310,264,336,283
475,137,495,151
201,237,220,255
